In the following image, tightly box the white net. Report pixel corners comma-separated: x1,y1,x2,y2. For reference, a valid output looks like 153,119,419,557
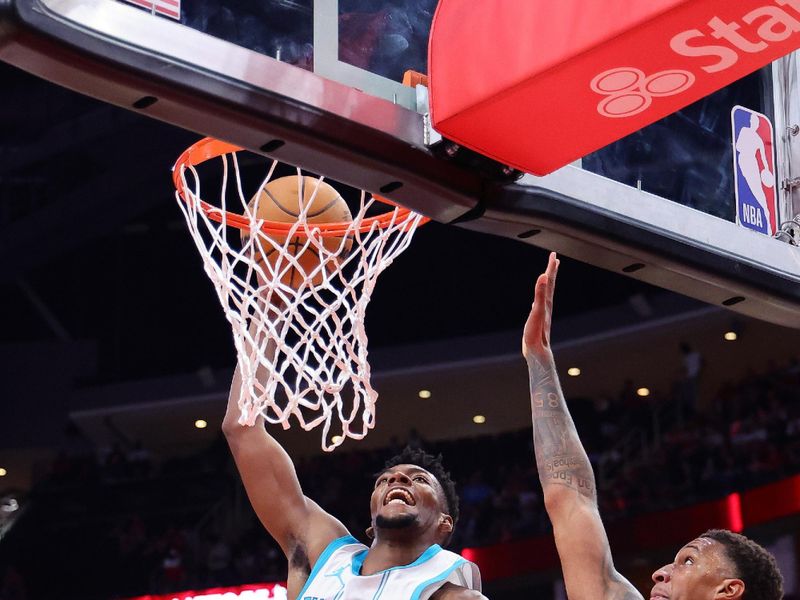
173,139,426,451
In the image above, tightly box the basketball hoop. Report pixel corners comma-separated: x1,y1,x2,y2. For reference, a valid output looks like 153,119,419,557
173,138,428,451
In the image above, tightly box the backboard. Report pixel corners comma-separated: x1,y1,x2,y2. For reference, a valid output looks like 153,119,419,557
2,0,800,325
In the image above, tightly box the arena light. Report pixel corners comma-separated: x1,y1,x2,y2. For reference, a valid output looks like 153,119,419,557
636,387,650,397
473,415,486,424
567,367,581,377
331,435,343,444
194,419,208,429
724,331,738,341
0,468,6,477
418,389,432,399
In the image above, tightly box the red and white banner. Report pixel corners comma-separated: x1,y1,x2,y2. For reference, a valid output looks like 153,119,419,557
126,582,287,600
122,0,181,21
429,0,800,175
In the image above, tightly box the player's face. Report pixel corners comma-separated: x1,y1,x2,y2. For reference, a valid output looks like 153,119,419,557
370,464,449,538
651,538,741,600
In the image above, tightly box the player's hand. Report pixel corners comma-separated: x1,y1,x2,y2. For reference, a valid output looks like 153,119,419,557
522,252,559,361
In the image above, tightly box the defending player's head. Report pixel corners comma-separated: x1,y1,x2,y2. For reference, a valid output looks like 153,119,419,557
651,529,783,600
368,447,459,547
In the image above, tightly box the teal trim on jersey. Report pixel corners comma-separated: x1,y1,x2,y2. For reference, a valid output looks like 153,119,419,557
371,571,390,600
409,558,469,600
351,548,368,574
351,543,443,576
296,535,361,599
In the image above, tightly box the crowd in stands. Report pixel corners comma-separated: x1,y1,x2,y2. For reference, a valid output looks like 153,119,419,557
1,355,799,599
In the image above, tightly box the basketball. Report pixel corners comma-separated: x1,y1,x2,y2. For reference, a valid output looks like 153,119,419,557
761,168,775,188
243,175,353,288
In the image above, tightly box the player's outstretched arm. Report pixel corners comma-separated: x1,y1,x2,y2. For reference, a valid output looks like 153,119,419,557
522,253,643,600
222,351,348,572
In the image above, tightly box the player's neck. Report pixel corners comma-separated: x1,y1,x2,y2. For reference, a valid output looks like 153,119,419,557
360,536,439,576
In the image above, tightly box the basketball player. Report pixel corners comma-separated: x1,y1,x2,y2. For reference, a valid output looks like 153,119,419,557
735,113,774,235
223,364,484,599
523,253,783,600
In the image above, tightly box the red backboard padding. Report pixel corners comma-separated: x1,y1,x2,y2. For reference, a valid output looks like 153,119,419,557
429,0,800,175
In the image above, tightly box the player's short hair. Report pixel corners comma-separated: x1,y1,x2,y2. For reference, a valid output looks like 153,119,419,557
380,447,460,527
700,529,783,600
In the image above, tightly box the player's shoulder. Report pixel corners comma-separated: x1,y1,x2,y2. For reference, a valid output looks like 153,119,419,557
432,582,488,599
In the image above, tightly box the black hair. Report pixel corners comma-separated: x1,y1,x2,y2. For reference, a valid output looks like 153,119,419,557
700,529,783,600
380,446,460,528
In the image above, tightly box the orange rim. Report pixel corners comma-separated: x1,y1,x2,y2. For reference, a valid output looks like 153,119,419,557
172,137,429,236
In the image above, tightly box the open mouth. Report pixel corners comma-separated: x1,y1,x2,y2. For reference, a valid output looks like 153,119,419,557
383,488,416,506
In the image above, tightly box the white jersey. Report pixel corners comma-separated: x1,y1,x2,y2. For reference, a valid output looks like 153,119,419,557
297,535,482,600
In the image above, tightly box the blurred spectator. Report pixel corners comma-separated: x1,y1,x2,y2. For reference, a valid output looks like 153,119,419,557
128,440,154,479
104,443,129,481
679,341,703,422
0,566,26,600
405,428,425,451
206,534,233,586
461,471,493,507
160,546,186,591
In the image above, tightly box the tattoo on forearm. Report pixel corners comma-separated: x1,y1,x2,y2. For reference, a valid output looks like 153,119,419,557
529,356,596,502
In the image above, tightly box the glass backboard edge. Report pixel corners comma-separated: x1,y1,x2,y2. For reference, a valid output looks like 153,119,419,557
466,174,800,327
313,0,417,111
525,166,800,281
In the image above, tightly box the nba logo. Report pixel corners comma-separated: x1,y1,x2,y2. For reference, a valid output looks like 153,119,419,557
731,106,777,236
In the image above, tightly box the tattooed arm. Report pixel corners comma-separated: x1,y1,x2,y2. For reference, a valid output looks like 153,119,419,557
523,254,643,600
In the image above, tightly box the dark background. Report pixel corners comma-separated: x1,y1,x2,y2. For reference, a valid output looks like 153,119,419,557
0,58,655,384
